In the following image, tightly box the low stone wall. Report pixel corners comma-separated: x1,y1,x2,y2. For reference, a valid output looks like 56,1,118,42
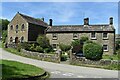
70,53,120,66
21,49,60,63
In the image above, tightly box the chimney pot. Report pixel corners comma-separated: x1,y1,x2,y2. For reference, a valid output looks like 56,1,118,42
49,19,53,26
84,18,89,25
110,17,113,25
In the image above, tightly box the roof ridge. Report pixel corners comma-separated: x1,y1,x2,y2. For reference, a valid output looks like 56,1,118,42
18,12,48,24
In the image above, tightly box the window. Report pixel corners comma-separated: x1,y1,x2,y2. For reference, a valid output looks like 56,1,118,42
21,36,24,42
21,24,24,30
73,33,78,39
10,25,13,30
103,33,108,39
52,33,57,40
52,44,57,48
103,45,108,51
91,32,96,39
10,37,13,42
16,25,18,33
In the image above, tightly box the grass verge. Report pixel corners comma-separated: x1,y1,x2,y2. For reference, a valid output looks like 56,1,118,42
1,60,49,80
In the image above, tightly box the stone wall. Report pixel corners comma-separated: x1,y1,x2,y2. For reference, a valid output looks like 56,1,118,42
46,32,115,55
21,49,60,63
70,53,119,66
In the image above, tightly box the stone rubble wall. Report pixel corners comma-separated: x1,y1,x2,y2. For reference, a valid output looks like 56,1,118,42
70,53,119,66
21,49,60,63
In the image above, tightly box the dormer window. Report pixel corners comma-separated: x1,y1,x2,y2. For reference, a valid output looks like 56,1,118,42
10,25,13,30
103,33,108,39
73,33,78,39
91,32,96,39
21,24,24,31
52,33,57,40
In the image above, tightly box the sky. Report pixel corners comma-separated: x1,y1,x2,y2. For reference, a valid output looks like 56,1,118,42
1,2,119,34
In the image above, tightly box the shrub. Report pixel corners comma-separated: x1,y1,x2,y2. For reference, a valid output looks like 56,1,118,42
80,36,88,42
37,35,50,48
35,46,43,53
59,44,71,52
83,42,103,60
21,42,31,50
71,40,80,47
61,55,68,61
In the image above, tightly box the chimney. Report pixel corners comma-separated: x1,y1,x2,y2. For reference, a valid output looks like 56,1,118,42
49,19,53,26
41,17,44,21
109,17,113,25
84,18,89,25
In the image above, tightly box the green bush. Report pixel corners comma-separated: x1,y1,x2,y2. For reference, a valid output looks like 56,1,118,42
35,46,43,53
37,35,50,48
21,42,31,50
83,42,103,60
59,44,71,52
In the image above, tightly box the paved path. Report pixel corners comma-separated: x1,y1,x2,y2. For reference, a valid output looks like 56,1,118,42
1,48,119,78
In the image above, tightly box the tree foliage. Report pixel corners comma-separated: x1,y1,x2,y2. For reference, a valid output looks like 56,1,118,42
116,40,120,50
0,19,10,30
37,35,50,49
59,43,71,52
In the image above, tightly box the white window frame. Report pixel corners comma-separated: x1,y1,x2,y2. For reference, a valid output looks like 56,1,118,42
73,33,78,40
52,33,57,40
103,33,108,39
91,32,96,39
103,45,108,51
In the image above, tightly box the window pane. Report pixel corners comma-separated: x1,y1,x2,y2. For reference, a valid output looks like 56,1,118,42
91,32,96,38
103,33,107,38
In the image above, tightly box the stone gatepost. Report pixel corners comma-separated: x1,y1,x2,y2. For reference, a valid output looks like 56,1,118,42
56,49,62,63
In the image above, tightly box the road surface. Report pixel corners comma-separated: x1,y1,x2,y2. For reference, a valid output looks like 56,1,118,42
0,48,119,78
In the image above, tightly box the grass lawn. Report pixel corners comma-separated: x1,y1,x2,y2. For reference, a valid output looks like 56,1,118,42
1,60,47,80
102,54,119,60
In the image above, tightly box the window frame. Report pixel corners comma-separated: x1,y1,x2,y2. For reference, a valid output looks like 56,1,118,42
103,45,108,51
10,25,13,30
10,37,13,42
16,25,18,33
52,44,57,49
21,36,24,43
73,33,78,40
52,33,58,40
103,32,108,39
21,24,24,31
91,32,96,39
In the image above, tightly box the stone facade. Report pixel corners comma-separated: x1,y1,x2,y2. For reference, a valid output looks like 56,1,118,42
7,12,47,44
8,12,115,55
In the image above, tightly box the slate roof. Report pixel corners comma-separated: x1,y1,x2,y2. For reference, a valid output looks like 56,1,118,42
19,13,48,27
47,24,115,32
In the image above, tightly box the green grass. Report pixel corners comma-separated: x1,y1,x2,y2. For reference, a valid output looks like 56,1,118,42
102,54,119,60
0,42,2,48
1,60,46,80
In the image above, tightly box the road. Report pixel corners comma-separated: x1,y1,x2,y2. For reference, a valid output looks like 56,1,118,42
0,48,119,78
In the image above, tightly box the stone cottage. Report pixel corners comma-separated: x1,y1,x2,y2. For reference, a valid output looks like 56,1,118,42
7,12,115,55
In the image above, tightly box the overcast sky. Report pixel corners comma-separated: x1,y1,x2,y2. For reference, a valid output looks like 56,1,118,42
1,2,119,34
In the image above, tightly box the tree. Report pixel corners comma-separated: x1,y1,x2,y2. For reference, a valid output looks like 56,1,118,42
0,19,10,30
116,40,120,50
37,35,50,49
83,42,103,60
2,30,7,43
59,43,71,52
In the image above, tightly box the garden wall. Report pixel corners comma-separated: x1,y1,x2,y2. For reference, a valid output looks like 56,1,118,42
21,49,60,63
70,53,120,66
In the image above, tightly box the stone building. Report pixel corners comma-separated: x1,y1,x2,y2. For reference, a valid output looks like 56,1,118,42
8,12,115,55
